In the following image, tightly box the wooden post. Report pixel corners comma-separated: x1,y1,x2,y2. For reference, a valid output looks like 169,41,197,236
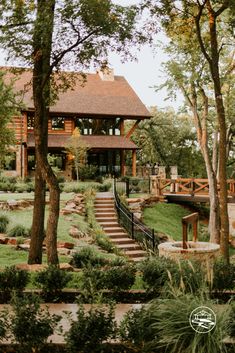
120,149,125,176
132,149,136,177
182,212,199,249
120,118,124,136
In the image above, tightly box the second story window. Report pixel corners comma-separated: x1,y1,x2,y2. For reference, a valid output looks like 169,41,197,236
27,115,34,130
52,117,65,130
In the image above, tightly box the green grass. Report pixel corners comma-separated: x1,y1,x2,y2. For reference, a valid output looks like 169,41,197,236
0,192,74,202
143,203,191,240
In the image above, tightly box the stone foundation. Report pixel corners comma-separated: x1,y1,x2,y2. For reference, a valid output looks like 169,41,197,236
158,241,220,264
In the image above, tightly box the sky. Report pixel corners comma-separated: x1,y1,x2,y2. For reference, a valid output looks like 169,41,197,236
0,0,184,111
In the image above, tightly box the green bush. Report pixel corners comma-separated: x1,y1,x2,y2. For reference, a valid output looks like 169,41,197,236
0,266,29,299
95,233,116,253
71,247,109,268
65,304,116,353
103,265,136,292
8,224,30,237
33,265,72,299
9,294,61,352
140,257,206,295
212,260,235,292
0,214,9,233
143,295,229,353
228,302,235,338
78,165,98,180
119,306,157,352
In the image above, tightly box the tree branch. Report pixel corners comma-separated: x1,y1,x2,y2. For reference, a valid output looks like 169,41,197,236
194,2,212,65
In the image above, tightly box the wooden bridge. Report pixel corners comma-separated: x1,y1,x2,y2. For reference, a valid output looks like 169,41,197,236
150,177,235,203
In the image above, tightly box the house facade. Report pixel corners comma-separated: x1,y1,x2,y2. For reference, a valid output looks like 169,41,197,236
3,67,151,179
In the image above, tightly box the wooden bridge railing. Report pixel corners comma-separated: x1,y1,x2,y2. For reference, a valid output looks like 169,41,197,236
150,176,235,197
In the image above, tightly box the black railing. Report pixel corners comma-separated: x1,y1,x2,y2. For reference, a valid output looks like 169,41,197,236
115,177,151,197
113,179,159,252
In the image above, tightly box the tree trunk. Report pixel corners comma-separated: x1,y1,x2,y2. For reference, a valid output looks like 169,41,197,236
28,169,45,264
29,0,60,265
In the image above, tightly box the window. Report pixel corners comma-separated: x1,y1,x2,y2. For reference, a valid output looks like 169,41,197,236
27,115,34,129
51,117,65,130
3,153,16,170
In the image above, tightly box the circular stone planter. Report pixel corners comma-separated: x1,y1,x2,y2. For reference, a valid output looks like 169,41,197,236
158,241,220,264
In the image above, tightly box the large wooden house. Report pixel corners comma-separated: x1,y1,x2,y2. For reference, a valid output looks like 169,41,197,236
3,67,151,179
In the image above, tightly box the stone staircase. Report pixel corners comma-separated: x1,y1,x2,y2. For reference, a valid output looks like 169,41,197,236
95,192,147,262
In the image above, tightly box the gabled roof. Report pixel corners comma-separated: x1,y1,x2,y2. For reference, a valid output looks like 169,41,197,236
2,67,151,119
27,133,139,150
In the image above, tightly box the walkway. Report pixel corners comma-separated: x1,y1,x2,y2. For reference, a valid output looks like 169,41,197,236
95,192,147,261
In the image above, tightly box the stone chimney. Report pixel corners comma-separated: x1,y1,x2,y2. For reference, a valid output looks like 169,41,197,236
98,62,114,81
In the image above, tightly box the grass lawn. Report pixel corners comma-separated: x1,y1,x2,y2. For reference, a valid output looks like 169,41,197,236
143,203,192,241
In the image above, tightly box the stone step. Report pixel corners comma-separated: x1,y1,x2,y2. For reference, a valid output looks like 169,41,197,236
116,243,142,251
94,204,115,209
103,227,124,233
95,197,114,201
111,238,135,245
96,216,118,222
98,221,119,227
94,207,115,213
108,232,129,239
124,250,147,258
95,200,114,204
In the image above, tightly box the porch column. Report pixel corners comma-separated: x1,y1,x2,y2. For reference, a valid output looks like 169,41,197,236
120,149,125,176
120,118,124,136
132,149,136,177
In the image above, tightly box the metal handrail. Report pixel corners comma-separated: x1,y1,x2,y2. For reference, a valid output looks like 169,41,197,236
113,179,158,251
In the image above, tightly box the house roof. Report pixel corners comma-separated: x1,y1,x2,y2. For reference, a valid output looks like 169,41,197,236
27,133,139,150
3,67,151,119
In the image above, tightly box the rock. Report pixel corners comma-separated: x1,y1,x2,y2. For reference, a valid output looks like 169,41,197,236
133,212,142,220
57,242,74,249
7,238,18,245
59,263,74,271
69,226,82,238
17,244,30,251
127,198,143,204
65,202,77,209
57,248,71,256
0,235,8,244
61,209,73,215
16,264,47,272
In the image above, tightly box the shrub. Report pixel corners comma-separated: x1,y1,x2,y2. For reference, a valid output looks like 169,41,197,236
8,224,30,238
65,304,116,353
0,266,29,299
9,294,61,352
228,302,235,338
212,260,235,292
140,257,206,295
33,265,72,299
143,295,229,353
119,306,157,352
95,233,116,253
79,266,106,303
79,165,98,180
0,214,9,233
71,247,108,268
103,265,136,292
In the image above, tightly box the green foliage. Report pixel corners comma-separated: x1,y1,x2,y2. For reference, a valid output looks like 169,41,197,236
144,295,229,353
103,265,136,292
7,224,29,238
33,265,72,299
133,107,206,178
211,260,235,292
140,257,206,295
95,233,116,253
79,165,98,181
119,306,158,353
9,294,61,352
71,247,109,268
0,266,29,299
65,304,116,353
228,302,235,338
0,213,9,233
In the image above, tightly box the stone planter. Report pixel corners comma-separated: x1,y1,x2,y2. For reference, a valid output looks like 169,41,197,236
158,241,220,264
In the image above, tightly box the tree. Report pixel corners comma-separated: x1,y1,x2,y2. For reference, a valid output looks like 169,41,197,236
0,1,142,264
132,107,205,177
0,72,19,171
143,0,235,263
65,128,89,182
